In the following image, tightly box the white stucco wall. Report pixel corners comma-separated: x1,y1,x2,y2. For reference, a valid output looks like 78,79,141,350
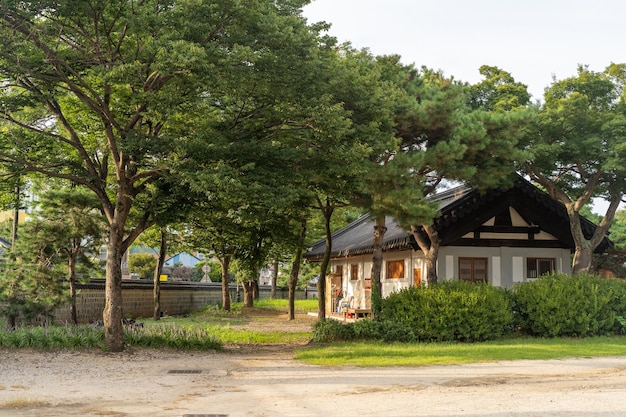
330,250,425,298
437,246,572,288
329,246,572,296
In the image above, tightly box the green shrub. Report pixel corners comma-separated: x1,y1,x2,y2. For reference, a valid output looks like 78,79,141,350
598,278,626,334
351,319,384,340
312,318,417,343
512,273,615,337
311,319,355,342
379,281,513,342
377,320,417,342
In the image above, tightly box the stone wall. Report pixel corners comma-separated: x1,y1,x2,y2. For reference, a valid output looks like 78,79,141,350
51,280,317,324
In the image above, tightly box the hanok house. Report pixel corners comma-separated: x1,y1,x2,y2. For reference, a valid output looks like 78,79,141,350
303,176,612,317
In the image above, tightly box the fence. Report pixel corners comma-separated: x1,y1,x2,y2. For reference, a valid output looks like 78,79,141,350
51,279,318,324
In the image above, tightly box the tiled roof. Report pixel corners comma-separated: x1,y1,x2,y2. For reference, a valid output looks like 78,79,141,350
305,185,473,260
304,176,611,261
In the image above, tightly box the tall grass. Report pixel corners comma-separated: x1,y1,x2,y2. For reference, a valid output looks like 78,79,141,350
0,325,104,349
123,324,221,350
0,323,222,350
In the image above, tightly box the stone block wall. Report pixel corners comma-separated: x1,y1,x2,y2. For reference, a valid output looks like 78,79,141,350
51,280,317,324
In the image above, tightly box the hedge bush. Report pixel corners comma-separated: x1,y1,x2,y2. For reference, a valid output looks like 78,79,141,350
511,273,617,337
311,317,417,343
379,280,513,342
312,318,356,342
601,278,626,334
312,274,626,343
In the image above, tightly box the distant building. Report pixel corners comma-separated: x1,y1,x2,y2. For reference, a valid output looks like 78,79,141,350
164,252,202,267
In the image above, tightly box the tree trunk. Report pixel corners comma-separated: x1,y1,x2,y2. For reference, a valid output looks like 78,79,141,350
6,314,16,331
371,217,387,317
220,256,231,311
531,171,621,275
424,248,439,285
566,203,595,274
289,219,306,321
242,281,254,307
103,228,125,352
288,256,299,321
270,259,278,299
318,204,334,320
11,185,19,248
153,229,166,321
412,224,441,285
317,252,329,320
7,199,18,331
569,194,621,274
68,256,78,325
572,245,593,274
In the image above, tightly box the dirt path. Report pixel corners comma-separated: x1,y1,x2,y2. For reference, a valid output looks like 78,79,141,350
3,346,626,417
2,310,626,416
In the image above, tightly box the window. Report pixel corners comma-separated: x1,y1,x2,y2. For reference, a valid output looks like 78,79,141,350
459,258,488,283
527,258,555,278
386,260,405,279
334,265,343,277
413,268,422,287
351,264,359,281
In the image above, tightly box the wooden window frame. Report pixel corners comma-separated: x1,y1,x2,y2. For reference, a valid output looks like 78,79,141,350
386,260,405,279
350,264,359,281
527,257,555,278
335,265,343,275
458,257,488,283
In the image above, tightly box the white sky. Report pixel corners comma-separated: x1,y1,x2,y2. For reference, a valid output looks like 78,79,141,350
302,0,626,102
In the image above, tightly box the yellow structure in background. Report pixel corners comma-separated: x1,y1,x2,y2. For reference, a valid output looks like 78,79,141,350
0,211,30,223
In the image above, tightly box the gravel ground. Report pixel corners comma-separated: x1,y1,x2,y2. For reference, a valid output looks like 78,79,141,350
2,312,626,417
3,347,626,417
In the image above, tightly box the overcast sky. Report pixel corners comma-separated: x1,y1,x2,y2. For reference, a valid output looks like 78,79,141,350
302,0,625,102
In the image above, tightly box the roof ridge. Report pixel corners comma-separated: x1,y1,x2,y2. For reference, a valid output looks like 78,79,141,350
427,184,472,202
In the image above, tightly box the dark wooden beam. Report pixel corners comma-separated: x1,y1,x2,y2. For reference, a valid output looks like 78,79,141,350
477,226,541,234
450,238,570,249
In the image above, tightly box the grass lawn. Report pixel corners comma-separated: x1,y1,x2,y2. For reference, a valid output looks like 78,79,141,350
150,300,626,366
296,336,626,367
144,298,317,344
3,299,626,367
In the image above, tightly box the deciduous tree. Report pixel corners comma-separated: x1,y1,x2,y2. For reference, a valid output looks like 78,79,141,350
523,64,626,273
0,0,323,350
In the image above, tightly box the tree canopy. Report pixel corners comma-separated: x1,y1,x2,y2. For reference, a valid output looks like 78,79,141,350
0,0,623,341
364,63,530,288
0,0,328,350
523,64,626,273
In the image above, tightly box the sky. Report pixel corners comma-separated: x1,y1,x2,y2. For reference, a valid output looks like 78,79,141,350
302,0,626,102
303,0,625,214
